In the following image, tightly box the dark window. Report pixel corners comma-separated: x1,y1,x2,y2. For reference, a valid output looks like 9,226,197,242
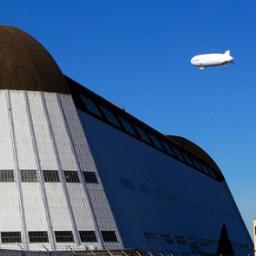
181,152,195,167
148,134,164,150
28,231,49,243
81,95,102,118
64,171,80,183
161,142,175,157
172,147,185,162
161,234,173,244
101,231,118,242
118,116,137,136
191,158,201,171
119,177,135,190
144,232,157,241
79,231,97,242
1,232,21,243
83,172,98,184
208,167,217,179
43,170,60,182
100,107,121,128
197,161,210,175
176,236,186,244
55,231,74,242
0,170,14,182
135,127,152,144
21,170,37,182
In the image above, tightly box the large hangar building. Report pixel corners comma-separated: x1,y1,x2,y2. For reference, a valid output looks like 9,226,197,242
0,26,251,255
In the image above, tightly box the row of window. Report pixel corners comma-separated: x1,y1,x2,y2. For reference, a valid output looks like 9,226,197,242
144,233,249,249
1,230,117,243
76,93,220,181
0,170,98,184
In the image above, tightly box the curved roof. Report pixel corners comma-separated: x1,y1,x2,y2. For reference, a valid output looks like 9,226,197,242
167,135,224,180
0,25,69,93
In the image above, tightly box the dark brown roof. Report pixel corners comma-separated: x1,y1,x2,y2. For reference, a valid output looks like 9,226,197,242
0,26,69,93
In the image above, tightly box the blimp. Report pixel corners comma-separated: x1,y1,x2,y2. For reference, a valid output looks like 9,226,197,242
191,50,234,69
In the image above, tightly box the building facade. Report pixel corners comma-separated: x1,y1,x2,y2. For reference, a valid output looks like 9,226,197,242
0,26,252,255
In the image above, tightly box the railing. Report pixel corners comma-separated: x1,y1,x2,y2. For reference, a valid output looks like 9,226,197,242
0,248,251,256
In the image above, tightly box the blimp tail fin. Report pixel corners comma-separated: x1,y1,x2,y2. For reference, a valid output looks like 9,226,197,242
224,50,231,56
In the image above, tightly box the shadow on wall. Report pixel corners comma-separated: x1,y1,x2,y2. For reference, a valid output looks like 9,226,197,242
216,224,235,256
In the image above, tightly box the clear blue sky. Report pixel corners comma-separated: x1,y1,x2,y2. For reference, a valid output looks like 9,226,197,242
2,0,256,234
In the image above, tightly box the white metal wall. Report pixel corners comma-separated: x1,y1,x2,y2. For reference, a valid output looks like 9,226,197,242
0,90,120,251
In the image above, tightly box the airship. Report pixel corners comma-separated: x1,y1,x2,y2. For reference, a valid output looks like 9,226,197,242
191,50,234,69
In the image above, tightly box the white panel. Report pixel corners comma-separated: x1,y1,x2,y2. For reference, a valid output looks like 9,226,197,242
22,183,48,230
66,184,95,230
10,91,36,169
0,91,15,169
87,186,117,230
58,94,96,172
45,183,73,230
0,183,22,231
44,93,76,170
29,243,51,251
27,92,58,170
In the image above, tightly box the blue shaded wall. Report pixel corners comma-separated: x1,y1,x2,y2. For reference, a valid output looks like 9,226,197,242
78,111,252,255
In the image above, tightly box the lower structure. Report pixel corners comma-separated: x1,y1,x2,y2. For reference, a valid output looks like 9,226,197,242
0,26,251,255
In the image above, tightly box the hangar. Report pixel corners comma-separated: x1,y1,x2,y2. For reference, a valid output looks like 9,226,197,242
0,26,251,255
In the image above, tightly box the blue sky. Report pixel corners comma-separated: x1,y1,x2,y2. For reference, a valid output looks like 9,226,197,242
2,0,256,234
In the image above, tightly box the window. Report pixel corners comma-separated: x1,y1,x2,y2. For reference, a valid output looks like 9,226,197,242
205,165,217,179
135,127,152,144
101,231,118,242
191,158,202,171
43,170,60,182
81,95,102,118
1,232,21,243
118,116,137,136
197,161,210,175
64,171,80,183
0,170,14,182
119,177,135,190
55,231,74,242
176,236,186,244
83,172,98,184
172,147,185,162
100,106,121,128
79,231,97,242
181,152,195,167
144,232,157,241
28,231,49,243
21,170,37,182
161,141,175,156
148,134,164,151
161,234,173,244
